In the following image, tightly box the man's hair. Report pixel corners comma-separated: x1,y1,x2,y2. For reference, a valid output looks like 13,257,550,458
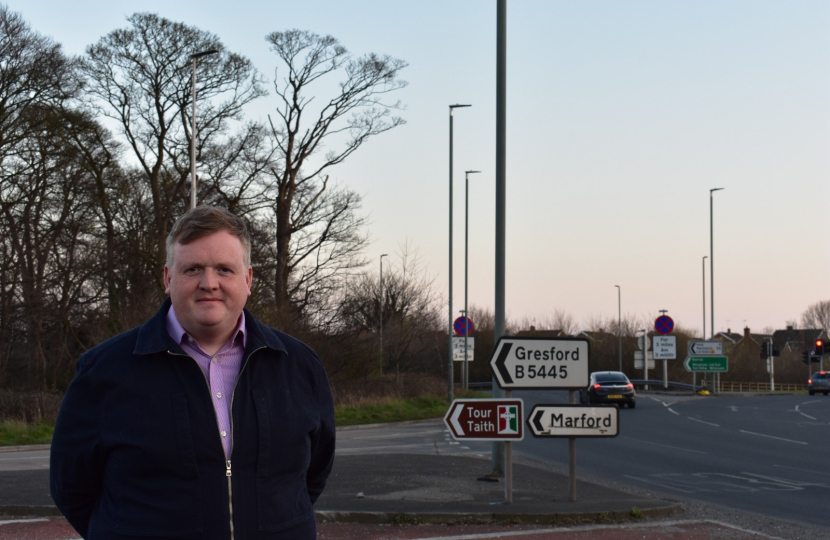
166,206,251,268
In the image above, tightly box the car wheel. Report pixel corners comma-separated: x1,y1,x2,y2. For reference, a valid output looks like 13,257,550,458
628,401,636,409
809,391,815,396
824,392,829,396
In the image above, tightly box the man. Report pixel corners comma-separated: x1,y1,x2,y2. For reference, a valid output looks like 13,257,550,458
50,207,335,540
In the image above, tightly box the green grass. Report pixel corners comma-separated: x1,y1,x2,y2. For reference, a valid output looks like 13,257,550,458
0,421,54,446
0,390,492,444
336,390,490,427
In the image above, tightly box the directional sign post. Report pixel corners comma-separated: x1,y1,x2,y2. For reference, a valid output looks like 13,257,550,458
527,404,619,438
490,337,590,389
684,356,728,372
688,340,724,356
444,399,524,441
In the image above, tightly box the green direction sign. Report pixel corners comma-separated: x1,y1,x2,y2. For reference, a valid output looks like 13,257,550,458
684,356,728,372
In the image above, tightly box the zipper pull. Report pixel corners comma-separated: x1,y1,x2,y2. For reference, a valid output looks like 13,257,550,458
226,460,232,477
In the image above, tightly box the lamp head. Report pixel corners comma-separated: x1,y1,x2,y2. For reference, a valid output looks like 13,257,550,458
190,49,219,60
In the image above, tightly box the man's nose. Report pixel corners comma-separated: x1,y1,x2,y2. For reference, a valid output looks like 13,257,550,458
199,268,220,289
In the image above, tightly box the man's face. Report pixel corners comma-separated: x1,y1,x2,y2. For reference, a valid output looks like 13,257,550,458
164,231,252,342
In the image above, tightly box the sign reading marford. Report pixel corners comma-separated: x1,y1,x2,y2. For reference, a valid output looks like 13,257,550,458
527,404,619,438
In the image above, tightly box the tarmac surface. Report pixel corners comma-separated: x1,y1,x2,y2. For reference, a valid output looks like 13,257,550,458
1,414,825,539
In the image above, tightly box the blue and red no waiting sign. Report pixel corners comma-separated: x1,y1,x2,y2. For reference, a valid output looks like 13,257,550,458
654,315,674,335
453,316,474,336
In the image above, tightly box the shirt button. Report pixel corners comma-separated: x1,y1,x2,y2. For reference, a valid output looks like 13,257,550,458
221,431,227,437
212,358,218,363
216,392,222,399
188,336,194,343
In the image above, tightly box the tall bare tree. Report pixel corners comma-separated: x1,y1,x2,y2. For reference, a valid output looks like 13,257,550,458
82,13,266,292
264,29,407,313
801,300,830,334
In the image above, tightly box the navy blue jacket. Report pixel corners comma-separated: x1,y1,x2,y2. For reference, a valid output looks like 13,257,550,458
50,299,336,540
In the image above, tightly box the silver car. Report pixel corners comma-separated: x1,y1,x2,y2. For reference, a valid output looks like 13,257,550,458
808,372,830,396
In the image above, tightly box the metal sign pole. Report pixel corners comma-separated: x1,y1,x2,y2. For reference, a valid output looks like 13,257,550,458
768,339,775,392
568,389,577,502
505,389,513,503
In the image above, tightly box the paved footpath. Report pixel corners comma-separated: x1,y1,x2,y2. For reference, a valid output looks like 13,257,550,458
0,517,787,540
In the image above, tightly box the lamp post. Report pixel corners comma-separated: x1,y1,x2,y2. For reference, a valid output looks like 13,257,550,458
710,188,724,394
189,49,219,210
464,170,481,391
615,285,621,372
699,255,707,393
379,253,388,375
702,256,708,339
448,104,471,401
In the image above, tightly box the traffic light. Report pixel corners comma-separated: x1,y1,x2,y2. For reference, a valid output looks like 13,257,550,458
802,351,809,363
815,339,825,356
760,342,769,359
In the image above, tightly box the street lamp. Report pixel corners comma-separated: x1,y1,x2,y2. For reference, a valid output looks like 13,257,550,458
464,170,481,391
189,49,219,210
615,285,621,372
710,188,724,394
379,253,388,375
448,104,471,401
702,256,708,339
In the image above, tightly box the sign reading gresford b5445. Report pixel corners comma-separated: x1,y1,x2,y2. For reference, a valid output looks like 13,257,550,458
490,337,590,389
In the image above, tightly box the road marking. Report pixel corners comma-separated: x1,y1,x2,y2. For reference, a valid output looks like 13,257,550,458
729,406,738,412
0,519,49,526
335,443,442,453
625,438,708,454
688,417,719,427
667,407,679,415
353,430,444,440
774,464,830,478
794,404,818,420
739,430,807,445
392,519,785,540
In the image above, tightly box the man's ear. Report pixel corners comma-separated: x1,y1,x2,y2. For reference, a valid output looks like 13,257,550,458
163,265,171,295
246,266,253,296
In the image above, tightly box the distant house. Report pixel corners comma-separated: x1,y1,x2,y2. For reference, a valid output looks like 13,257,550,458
514,326,568,339
771,326,825,354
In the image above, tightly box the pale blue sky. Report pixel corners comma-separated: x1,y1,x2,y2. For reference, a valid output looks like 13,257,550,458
11,0,830,335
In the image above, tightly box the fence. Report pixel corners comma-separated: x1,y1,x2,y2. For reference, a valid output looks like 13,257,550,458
717,381,806,393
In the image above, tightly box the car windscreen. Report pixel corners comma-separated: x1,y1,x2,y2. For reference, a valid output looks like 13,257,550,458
595,373,628,383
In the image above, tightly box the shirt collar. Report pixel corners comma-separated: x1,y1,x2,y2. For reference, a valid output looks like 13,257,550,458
166,305,247,350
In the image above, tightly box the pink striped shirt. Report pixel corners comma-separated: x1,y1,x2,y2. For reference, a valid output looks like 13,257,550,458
166,306,246,460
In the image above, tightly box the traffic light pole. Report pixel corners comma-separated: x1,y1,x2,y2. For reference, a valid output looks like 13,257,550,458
767,339,774,392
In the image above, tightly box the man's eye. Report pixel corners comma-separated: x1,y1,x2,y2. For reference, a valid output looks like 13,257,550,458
219,267,232,274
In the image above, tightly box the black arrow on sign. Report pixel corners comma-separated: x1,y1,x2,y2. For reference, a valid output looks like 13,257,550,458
530,408,545,434
494,342,513,384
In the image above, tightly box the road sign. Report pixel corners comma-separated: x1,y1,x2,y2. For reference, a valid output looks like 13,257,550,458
452,336,475,361
444,399,524,441
687,340,723,356
490,337,590,389
637,335,650,351
652,335,677,359
527,404,619,438
654,315,674,335
453,316,474,336
634,351,654,369
684,356,728,372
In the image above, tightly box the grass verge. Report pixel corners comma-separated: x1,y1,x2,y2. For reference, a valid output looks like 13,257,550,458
0,421,54,446
0,390,491,444
336,390,489,427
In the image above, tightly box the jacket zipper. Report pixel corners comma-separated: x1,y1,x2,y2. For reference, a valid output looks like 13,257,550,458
170,346,263,540
226,346,264,540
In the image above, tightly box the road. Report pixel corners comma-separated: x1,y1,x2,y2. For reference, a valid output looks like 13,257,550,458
3,392,829,531
338,391,830,528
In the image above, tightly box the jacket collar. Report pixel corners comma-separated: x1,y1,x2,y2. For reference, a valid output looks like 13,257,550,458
134,298,287,357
